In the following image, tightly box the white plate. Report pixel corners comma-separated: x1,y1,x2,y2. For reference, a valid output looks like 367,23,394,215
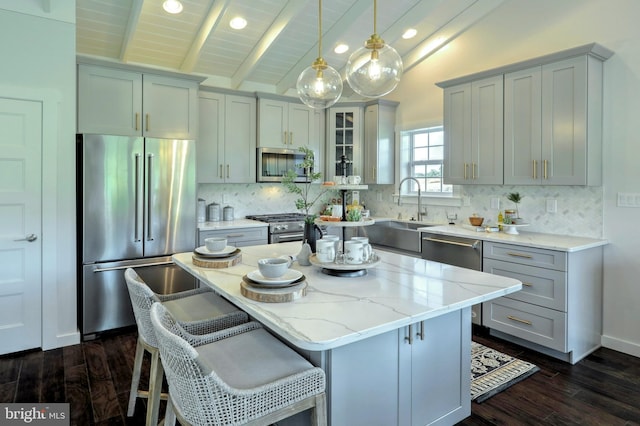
246,269,304,286
195,245,238,257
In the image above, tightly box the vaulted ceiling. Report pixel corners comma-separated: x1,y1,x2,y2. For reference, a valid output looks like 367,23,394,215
76,0,505,96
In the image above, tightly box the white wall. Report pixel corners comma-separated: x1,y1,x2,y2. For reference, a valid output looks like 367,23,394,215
385,0,640,357
0,5,79,348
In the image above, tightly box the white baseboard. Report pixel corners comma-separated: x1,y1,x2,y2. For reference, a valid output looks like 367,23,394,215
601,335,640,358
43,330,81,351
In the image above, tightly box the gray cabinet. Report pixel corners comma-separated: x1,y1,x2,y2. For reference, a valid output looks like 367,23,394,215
306,309,471,426
363,100,398,184
198,227,267,247
257,97,316,149
78,64,198,139
443,75,503,185
504,55,604,185
198,91,256,183
482,241,603,364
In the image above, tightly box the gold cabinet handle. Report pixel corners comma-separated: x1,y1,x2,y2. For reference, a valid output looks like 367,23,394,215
544,159,548,180
463,163,468,180
219,164,223,179
522,282,533,287
146,113,150,132
507,315,532,325
226,164,230,178
289,131,293,145
283,131,288,145
506,251,533,259
533,159,537,179
472,162,476,180
135,113,139,131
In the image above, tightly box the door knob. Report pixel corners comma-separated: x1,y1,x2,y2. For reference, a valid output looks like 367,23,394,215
15,234,37,242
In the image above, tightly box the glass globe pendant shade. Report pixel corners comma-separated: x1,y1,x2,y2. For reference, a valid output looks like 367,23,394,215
346,42,403,98
296,60,343,109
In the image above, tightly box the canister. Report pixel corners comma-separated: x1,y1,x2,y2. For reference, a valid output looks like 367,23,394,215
504,209,516,224
223,205,234,221
207,203,220,222
197,199,206,223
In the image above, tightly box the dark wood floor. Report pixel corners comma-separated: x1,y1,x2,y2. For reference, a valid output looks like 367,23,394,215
1,326,639,425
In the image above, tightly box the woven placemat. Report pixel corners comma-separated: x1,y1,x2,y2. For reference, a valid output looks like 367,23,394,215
240,280,307,303
192,252,242,268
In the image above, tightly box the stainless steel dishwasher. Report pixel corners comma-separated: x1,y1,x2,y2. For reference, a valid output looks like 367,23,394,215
421,232,484,325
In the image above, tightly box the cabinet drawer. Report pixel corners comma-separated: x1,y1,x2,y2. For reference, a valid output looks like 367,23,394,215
483,259,567,311
483,297,567,352
199,227,268,246
483,242,566,271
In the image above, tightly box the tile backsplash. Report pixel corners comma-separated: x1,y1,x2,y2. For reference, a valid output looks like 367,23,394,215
198,183,604,239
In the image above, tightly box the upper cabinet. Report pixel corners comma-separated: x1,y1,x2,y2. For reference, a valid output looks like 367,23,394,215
198,91,256,183
257,96,316,149
363,100,398,185
78,64,199,139
437,43,613,186
443,75,504,185
504,56,602,185
326,106,363,179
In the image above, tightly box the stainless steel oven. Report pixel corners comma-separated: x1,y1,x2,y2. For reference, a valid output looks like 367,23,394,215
246,213,307,244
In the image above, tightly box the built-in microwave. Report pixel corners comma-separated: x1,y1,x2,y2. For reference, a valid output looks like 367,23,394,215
257,147,313,182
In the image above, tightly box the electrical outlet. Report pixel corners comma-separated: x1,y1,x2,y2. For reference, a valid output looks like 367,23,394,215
490,198,500,210
546,199,557,213
222,194,229,204
377,192,383,202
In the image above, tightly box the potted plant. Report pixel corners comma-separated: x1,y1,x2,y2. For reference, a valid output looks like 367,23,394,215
506,192,523,222
282,147,332,251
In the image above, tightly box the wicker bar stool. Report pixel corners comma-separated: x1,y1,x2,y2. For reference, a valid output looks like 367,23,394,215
149,302,327,426
124,268,249,426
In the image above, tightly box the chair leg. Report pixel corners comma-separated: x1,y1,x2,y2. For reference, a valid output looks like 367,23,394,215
163,397,177,426
127,337,146,416
146,348,165,426
312,393,327,426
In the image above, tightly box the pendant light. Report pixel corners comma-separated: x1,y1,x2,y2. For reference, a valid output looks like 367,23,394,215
296,0,343,109
346,0,403,98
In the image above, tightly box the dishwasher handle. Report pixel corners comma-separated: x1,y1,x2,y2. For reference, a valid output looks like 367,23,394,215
422,236,480,249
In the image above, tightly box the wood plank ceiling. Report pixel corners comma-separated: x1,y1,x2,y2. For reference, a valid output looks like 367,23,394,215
76,0,505,95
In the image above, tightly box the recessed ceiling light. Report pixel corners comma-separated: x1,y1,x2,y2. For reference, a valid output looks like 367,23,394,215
162,0,183,14
334,43,349,54
402,28,417,40
230,17,247,30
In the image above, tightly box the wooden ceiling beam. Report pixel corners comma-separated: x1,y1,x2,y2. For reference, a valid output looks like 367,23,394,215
180,0,233,73
119,0,144,63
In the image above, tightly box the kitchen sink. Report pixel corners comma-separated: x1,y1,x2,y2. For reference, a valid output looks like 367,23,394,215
352,220,434,255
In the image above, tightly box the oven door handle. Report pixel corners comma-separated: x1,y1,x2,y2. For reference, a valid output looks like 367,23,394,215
275,233,305,242
422,237,479,249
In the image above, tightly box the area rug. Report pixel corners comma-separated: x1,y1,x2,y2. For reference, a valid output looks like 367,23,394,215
471,341,540,403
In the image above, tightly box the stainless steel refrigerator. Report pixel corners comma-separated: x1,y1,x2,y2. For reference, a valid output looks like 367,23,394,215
77,134,198,339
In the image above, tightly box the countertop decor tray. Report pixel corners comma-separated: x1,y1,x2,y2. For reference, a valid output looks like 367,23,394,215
192,252,242,268
240,278,307,303
308,254,381,277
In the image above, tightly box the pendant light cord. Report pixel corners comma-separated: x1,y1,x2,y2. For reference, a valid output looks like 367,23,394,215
318,0,322,58
373,0,377,35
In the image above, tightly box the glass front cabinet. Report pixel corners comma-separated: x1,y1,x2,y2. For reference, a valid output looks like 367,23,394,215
326,106,362,180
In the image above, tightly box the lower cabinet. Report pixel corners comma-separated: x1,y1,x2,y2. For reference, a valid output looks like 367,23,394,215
296,309,471,426
482,241,603,364
198,227,267,247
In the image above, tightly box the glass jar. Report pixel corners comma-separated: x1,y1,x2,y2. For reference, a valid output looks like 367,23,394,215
504,209,516,224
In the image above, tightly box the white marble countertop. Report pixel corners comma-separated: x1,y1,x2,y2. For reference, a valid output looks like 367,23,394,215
198,219,268,231
173,242,521,351
419,224,608,252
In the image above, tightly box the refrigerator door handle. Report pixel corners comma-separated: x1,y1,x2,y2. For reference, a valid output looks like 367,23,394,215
134,153,142,242
146,153,154,242
93,259,174,273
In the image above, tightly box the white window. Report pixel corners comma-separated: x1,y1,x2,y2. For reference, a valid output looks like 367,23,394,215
400,126,452,195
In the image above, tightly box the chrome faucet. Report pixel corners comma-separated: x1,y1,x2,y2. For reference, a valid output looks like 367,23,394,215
398,177,424,221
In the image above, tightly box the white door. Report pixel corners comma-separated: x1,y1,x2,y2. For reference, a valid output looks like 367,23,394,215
0,97,42,354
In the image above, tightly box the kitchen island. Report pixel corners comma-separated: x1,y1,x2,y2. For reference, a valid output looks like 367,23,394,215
173,242,522,426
